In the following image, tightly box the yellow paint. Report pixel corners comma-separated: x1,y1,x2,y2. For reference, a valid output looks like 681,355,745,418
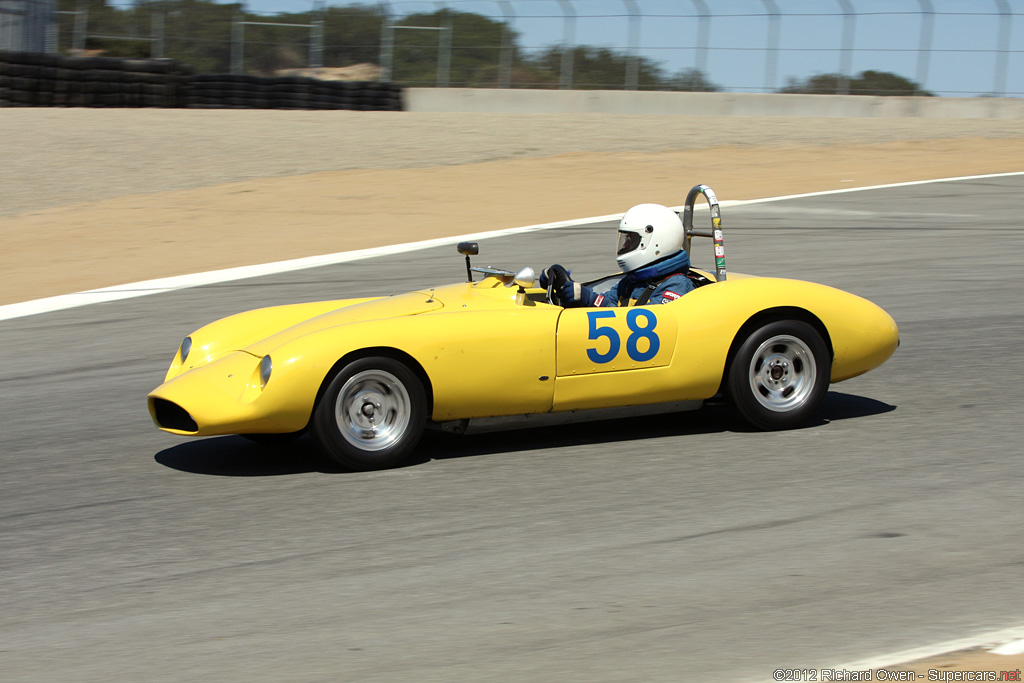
163,298,375,382
148,271,898,436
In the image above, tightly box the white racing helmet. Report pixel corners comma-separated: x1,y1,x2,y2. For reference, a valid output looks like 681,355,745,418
616,203,686,273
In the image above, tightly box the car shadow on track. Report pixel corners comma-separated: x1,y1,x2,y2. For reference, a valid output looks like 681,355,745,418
154,435,339,476
153,391,895,477
420,391,896,463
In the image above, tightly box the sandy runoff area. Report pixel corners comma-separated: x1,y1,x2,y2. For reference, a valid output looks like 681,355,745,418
2,110,1024,305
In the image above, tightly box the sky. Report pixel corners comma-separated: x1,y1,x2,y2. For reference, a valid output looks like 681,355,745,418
213,0,1023,97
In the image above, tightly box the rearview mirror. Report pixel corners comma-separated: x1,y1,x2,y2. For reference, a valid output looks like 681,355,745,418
457,242,479,256
513,266,536,290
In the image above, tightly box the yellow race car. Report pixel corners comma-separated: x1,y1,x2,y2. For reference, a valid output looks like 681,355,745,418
148,186,898,470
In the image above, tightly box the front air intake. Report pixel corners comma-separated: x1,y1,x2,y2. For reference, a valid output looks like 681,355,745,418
151,398,198,433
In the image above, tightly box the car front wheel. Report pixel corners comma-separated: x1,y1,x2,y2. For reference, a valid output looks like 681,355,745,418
727,320,830,430
311,357,427,470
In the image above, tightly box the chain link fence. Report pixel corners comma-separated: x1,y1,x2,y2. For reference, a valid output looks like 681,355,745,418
2,0,1022,97
1,0,55,53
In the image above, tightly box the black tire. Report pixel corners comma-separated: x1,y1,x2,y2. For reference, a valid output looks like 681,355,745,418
727,319,830,430
311,357,427,471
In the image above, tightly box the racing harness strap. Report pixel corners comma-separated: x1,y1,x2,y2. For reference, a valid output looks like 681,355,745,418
633,282,660,306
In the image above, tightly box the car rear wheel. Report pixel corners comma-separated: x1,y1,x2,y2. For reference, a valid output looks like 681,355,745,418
311,357,427,471
727,320,829,430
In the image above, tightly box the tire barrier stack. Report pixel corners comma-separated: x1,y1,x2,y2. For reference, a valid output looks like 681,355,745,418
0,51,404,111
0,51,190,108
186,74,402,111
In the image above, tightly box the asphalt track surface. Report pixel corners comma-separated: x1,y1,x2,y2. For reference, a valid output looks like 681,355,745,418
2,177,1023,682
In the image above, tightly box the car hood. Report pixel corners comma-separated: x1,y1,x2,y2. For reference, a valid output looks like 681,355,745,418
243,290,444,356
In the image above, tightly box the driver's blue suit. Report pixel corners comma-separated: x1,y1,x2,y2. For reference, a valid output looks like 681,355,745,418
544,249,695,308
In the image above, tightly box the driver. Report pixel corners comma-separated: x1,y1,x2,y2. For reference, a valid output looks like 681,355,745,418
540,203,695,307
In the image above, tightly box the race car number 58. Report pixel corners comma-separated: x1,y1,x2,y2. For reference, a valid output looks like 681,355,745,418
587,309,660,363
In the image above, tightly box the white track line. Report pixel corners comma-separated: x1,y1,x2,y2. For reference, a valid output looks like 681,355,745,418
3,171,1023,323
992,639,1024,656
0,213,621,322
717,170,1024,207
823,624,1024,674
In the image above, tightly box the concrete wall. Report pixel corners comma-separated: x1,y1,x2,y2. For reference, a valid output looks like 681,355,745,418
404,88,1024,119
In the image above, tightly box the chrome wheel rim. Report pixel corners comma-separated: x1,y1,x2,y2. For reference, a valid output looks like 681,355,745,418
748,334,817,413
335,369,411,452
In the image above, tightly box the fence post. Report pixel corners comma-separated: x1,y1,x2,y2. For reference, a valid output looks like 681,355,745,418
496,0,515,88
437,5,452,87
915,0,934,95
690,0,710,89
45,0,57,52
231,12,244,75
20,0,30,51
72,0,87,54
151,5,164,59
993,0,1011,97
622,0,640,90
310,0,325,68
762,0,780,93
379,2,394,82
835,0,855,95
556,0,575,90
25,0,39,51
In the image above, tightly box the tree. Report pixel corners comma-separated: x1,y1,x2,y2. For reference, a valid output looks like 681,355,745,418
322,5,386,67
669,67,719,92
390,9,512,86
162,0,240,74
55,0,239,73
51,1,703,90
781,70,932,96
521,46,667,90
56,0,152,58
244,10,319,75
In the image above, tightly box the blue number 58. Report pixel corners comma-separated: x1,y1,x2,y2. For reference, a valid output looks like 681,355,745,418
586,309,660,364
587,310,620,363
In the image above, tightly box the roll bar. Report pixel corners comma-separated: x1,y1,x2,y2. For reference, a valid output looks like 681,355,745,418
680,184,726,282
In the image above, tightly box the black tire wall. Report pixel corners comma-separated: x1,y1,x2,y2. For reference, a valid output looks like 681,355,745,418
185,73,402,111
0,51,190,108
0,51,403,111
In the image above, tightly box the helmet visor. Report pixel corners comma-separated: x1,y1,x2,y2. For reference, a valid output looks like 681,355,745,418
617,231,641,256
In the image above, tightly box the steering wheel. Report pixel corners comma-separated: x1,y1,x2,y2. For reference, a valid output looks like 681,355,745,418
545,264,570,307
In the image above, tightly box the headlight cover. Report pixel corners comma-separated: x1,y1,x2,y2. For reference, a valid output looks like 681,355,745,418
180,336,192,364
259,355,273,389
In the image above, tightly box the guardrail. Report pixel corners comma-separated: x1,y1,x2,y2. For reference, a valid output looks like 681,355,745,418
403,87,1024,119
